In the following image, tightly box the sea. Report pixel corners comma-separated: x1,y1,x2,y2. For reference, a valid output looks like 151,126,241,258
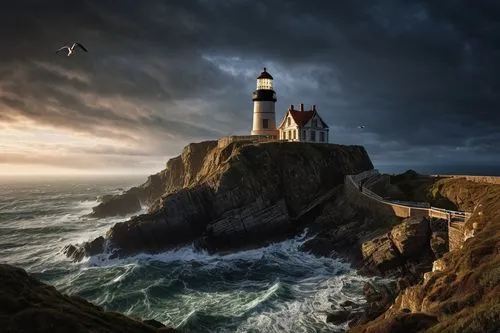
0,175,378,333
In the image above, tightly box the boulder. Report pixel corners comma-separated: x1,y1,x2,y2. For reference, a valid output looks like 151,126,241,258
361,233,402,274
349,282,398,327
390,216,430,258
326,310,351,325
63,236,105,262
90,189,142,218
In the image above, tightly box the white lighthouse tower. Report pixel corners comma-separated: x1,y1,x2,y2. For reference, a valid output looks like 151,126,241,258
251,68,278,136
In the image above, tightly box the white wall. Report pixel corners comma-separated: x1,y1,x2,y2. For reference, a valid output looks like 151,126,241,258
279,112,329,143
251,101,278,136
302,114,329,143
278,113,300,141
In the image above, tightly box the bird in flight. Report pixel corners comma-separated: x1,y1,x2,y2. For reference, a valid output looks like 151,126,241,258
357,125,365,129
56,42,88,57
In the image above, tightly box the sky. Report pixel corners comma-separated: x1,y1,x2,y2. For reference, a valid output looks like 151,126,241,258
1,0,499,176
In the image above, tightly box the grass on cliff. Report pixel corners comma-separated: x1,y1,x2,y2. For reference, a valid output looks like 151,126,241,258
412,178,500,332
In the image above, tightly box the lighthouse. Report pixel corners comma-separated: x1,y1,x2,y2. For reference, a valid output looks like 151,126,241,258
251,68,278,136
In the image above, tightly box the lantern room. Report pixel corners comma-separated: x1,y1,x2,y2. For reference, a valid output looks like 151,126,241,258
256,67,273,90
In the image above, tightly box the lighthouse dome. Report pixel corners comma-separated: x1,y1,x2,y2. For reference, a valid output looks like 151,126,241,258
257,67,273,80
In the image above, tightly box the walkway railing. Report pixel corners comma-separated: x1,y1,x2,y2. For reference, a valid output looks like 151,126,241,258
347,172,472,222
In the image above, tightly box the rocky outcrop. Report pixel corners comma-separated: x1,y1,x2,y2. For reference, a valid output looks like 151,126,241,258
68,141,373,260
91,189,142,217
0,264,177,333
359,216,434,278
390,216,431,257
90,140,219,218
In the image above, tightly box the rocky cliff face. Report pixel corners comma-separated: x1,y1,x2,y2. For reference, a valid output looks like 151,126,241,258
90,141,219,218
68,140,373,260
348,177,500,333
0,264,177,333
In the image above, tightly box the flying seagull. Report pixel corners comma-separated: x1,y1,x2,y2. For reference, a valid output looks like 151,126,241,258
56,42,88,57
357,125,365,129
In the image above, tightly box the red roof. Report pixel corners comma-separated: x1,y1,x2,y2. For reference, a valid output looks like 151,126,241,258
289,110,314,126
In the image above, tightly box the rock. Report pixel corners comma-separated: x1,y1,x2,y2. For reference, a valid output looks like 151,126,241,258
350,312,438,333
361,233,402,274
143,319,166,328
432,258,447,272
299,236,337,257
390,216,430,258
89,141,220,218
67,141,373,261
430,231,448,258
340,300,358,308
63,236,105,262
326,310,351,325
350,282,398,326
0,264,177,333
90,189,142,218
429,218,448,233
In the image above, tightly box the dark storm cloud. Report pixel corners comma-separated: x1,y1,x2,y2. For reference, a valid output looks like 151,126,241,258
0,0,499,166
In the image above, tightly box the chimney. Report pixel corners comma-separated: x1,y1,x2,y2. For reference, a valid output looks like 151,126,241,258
290,104,294,111
300,103,304,112
312,104,316,111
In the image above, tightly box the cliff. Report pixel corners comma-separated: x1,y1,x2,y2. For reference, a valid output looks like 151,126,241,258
0,264,176,333
341,176,500,333
90,141,220,217
67,140,373,260
298,170,500,332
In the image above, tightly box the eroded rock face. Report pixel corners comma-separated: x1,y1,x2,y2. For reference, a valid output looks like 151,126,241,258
361,233,402,274
89,141,219,218
360,216,433,277
67,141,374,260
0,264,177,333
390,216,430,258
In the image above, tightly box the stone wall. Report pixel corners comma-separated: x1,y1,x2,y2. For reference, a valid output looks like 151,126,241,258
217,135,278,148
344,175,401,220
448,221,466,251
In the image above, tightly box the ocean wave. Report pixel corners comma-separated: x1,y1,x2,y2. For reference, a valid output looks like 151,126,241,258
1,178,371,332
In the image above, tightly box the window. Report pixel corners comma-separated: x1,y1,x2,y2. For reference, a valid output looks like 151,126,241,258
311,130,316,142
320,132,325,142
287,117,291,126
257,78,273,90
288,130,292,140
312,119,318,128
293,130,296,140
302,130,306,141
263,119,269,128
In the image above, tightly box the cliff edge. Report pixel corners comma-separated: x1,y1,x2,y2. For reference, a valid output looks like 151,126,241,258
67,140,373,260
